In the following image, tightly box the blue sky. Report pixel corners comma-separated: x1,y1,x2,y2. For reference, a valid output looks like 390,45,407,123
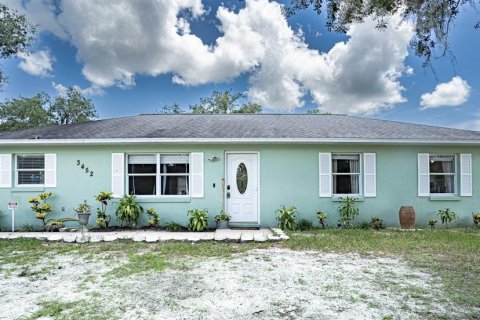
1,0,479,129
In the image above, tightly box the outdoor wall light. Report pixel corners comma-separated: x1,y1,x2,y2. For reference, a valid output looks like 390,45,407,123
208,156,219,162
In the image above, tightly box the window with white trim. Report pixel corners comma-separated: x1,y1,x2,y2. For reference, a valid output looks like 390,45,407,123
429,154,456,194
16,154,45,186
127,154,189,196
332,154,361,195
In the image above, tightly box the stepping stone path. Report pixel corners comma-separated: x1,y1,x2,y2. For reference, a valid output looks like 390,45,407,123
0,228,287,243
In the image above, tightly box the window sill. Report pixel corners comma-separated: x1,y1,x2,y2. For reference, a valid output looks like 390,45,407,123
11,187,45,192
429,196,461,201
331,196,365,202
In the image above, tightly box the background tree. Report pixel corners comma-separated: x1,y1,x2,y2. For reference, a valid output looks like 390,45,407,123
284,0,479,65
0,92,50,131
0,4,35,86
160,90,263,114
0,87,98,131
49,87,98,125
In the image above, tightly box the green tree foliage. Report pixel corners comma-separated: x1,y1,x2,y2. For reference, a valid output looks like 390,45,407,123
0,87,98,131
49,87,98,125
160,90,263,114
0,93,51,131
285,0,479,64
0,4,35,86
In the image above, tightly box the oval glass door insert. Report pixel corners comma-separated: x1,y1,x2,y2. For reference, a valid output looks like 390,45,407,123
236,162,248,194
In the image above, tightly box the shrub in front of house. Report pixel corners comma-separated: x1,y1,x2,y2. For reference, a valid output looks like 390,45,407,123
296,218,314,231
370,216,385,230
473,213,480,227
146,208,160,228
187,209,209,231
95,191,113,229
275,205,297,231
429,219,437,229
437,208,457,227
28,192,54,228
115,194,143,228
164,222,186,232
337,196,359,228
316,211,327,229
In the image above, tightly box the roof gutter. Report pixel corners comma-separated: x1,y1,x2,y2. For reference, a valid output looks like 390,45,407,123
1,138,480,146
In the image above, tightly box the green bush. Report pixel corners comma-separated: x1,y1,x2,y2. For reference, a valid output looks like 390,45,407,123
115,195,143,228
95,191,113,229
316,211,327,229
275,205,297,231
20,224,37,232
370,216,384,230
438,208,457,227
428,219,437,229
187,209,209,231
164,222,186,232
296,218,314,231
337,197,359,228
146,208,160,227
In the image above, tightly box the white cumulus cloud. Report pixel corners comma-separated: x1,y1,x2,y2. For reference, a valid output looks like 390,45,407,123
15,0,415,114
18,50,55,77
420,76,471,109
52,82,105,97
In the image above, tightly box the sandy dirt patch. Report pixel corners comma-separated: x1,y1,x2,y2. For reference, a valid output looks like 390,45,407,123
0,248,462,319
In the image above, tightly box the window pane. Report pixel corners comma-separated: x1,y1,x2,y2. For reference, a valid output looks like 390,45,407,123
161,175,189,195
430,175,455,194
430,155,455,173
333,158,360,173
160,154,189,174
128,155,157,174
17,155,44,169
333,175,359,194
18,170,44,185
129,176,156,195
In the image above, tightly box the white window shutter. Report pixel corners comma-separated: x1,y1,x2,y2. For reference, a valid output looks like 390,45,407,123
460,154,472,196
319,152,332,197
0,154,12,188
363,153,376,197
111,153,125,197
418,153,430,197
191,152,204,198
44,154,57,187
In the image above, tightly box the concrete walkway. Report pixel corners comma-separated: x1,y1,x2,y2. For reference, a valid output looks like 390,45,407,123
0,228,288,243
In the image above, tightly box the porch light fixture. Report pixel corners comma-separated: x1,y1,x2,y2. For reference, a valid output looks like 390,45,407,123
208,156,219,162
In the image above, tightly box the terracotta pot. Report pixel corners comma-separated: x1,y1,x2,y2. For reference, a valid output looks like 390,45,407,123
399,206,415,229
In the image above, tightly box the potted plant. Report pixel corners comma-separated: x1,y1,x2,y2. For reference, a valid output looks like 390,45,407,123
75,200,91,232
473,213,480,228
214,211,231,229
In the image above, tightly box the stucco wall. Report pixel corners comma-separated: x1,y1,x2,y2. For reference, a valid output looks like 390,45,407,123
0,143,478,229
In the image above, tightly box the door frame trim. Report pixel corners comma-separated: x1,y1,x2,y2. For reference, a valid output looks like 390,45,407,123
224,151,260,225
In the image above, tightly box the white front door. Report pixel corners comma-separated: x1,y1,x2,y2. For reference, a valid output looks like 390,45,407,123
226,153,259,223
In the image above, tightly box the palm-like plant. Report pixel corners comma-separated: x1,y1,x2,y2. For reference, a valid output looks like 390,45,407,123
115,195,143,228
188,209,209,231
337,197,359,228
276,205,297,231
95,191,113,228
437,208,457,227
316,211,327,229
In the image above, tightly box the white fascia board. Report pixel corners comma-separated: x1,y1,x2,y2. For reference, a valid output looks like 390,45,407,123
1,138,480,146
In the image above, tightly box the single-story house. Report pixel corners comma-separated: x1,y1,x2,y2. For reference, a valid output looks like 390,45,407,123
0,114,479,229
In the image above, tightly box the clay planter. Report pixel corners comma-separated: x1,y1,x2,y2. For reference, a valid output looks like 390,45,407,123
399,206,415,229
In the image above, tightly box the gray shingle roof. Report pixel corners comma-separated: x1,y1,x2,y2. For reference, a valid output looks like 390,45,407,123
0,114,479,142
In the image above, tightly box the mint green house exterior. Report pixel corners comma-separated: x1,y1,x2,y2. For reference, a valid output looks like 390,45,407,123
0,114,479,229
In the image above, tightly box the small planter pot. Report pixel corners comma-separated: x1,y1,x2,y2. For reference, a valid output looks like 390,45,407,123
216,220,229,230
77,212,91,232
